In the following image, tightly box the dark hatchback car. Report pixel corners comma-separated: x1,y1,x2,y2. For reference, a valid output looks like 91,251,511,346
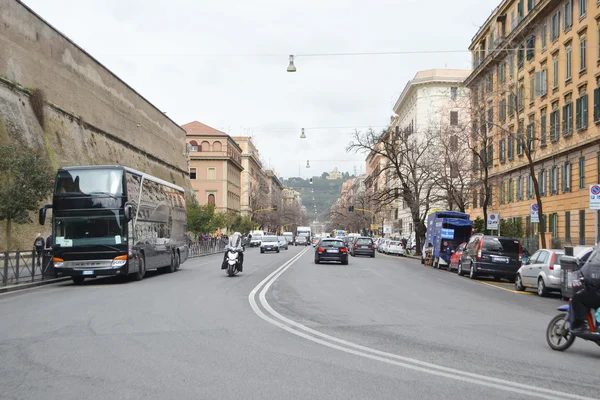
315,238,348,265
459,234,522,281
351,237,375,258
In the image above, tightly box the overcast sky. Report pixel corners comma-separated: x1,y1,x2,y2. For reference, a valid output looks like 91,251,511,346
25,0,498,178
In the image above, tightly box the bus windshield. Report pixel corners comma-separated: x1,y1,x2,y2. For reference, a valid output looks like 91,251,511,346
54,210,126,247
55,169,124,196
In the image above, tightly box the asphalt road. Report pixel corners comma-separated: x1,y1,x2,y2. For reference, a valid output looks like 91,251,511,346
1,246,598,400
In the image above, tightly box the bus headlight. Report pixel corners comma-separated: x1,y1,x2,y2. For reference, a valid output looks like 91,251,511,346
111,255,128,268
53,257,64,268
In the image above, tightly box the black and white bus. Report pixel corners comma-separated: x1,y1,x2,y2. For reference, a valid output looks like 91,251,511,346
39,165,188,284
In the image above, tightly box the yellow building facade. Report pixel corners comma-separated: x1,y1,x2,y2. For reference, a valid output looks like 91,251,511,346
466,0,600,247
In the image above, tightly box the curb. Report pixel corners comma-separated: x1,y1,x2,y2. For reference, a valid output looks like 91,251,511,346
0,277,71,294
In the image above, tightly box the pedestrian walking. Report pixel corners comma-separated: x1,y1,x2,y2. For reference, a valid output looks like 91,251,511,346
33,233,45,268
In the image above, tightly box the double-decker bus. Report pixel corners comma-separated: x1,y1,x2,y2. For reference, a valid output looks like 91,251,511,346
39,165,188,284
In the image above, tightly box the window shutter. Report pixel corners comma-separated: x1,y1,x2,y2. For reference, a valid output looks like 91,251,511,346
535,71,541,96
568,104,573,132
594,88,600,123
561,164,566,192
562,105,567,135
582,94,588,128
575,98,581,130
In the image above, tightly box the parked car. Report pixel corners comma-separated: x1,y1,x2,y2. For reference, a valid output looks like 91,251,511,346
314,238,348,265
277,236,289,250
378,239,390,253
387,240,407,256
350,237,375,257
260,235,280,253
514,249,564,296
448,242,467,272
458,234,522,281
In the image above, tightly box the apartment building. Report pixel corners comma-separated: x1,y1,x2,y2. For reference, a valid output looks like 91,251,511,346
183,121,243,213
231,136,269,216
390,69,471,237
466,0,600,247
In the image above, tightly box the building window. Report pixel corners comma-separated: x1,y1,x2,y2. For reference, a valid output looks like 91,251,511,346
500,98,507,122
594,87,600,123
517,121,524,155
540,110,547,145
552,54,559,89
517,176,523,201
550,105,560,142
508,93,515,116
518,0,524,20
562,101,573,136
565,211,571,242
562,161,572,192
526,35,536,60
509,55,515,78
508,178,514,202
450,87,457,100
527,174,534,199
527,121,535,151
517,83,525,110
508,134,515,160
550,11,560,41
518,43,525,69
208,167,216,180
541,22,547,49
487,143,493,167
538,169,547,196
565,45,572,80
536,68,547,96
473,189,478,208
500,138,506,163
576,93,588,130
579,156,585,189
189,167,197,179
579,0,586,17
499,181,505,204
479,189,485,207
487,108,493,130
527,0,536,12
563,0,573,30
450,111,459,125
580,35,587,72
498,63,506,85
208,193,216,206
579,209,586,245
529,73,535,103
486,74,493,92
549,165,559,195
549,213,559,237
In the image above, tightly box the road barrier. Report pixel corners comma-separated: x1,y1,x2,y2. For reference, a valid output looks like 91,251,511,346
188,241,227,258
1,250,55,287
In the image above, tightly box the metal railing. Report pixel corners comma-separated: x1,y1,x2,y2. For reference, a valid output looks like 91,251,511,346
188,240,227,258
2,250,55,287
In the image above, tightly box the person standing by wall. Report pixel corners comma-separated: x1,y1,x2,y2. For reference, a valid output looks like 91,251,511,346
33,233,45,268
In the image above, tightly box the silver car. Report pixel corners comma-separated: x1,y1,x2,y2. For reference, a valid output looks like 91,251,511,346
515,249,564,296
277,236,289,250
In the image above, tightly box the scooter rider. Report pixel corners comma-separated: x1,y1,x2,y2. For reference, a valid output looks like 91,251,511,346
571,248,600,334
221,232,244,271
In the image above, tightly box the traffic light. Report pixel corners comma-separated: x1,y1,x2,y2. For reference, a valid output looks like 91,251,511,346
348,205,354,212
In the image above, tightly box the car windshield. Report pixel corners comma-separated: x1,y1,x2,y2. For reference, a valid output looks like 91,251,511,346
356,238,372,245
263,236,277,242
320,240,345,248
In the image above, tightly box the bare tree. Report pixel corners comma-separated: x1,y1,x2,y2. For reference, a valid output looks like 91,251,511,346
348,126,441,254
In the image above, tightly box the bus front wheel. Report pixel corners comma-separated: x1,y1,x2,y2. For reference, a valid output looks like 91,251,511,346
131,256,145,281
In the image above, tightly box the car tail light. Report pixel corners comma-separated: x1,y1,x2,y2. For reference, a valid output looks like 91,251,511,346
549,252,555,270
518,243,523,262
354,244,358,249
372,244,375,249
476,239,483,261
340,247,347,253
317,247,325,253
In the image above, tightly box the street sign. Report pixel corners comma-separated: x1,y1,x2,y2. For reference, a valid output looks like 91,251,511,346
383,225,392,234
590,185,600,210
441,228,455,239
487,213,499,230
530,203,539,223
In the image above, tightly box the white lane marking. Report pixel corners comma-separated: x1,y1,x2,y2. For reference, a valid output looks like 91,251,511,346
249,250,595,400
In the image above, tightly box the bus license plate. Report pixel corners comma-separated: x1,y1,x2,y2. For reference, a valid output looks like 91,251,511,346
82,271,94,275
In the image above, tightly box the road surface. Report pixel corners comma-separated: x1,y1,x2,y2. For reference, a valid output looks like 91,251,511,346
1,246,598,399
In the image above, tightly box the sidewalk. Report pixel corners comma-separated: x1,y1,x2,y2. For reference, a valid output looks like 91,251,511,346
0,277,71,294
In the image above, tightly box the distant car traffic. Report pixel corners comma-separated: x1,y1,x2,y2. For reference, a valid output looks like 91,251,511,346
295,235,309,246
350,237,375,258
260,235,280,253
277,236,289,250
314,238,348,265
386,240,406,256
